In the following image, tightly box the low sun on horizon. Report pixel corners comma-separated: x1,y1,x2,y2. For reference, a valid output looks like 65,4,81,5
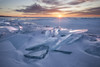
58,14,62,18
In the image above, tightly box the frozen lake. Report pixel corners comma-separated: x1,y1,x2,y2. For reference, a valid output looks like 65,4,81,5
0,17,100,34
0,17,100,67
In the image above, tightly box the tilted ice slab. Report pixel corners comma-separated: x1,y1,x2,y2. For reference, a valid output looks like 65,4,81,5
0,26,18,32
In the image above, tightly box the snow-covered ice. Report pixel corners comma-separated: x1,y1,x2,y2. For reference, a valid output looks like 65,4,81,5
0,17,100,67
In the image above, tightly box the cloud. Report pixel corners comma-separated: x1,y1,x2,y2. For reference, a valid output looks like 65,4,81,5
16,3,46,13
41,0,64,5
15,3,61,14
68,0,95,5
15,0,100,16
69,7,100,15
47,6,70,10
42,0,59,4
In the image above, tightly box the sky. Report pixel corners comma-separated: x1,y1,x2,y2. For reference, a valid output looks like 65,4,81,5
0,0,100,17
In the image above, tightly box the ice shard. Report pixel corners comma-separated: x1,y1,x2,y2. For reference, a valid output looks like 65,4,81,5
24,45,49,59
52,34,82,50
52,50,72,54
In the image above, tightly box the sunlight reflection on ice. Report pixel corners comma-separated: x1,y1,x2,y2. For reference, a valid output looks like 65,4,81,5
69,29,88,33
0,26,18,32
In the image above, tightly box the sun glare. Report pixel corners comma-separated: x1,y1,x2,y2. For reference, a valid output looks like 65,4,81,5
58,14,62,18
58,15,62,17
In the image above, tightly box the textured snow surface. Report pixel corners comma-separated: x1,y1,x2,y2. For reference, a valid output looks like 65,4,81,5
0,17,100,67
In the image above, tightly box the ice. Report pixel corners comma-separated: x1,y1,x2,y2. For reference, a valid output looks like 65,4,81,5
52,33,82,50
0,28,12,39
0,17,100,67
0,26,18,32
51,34,72,50
45,30,51,37
69,29,88,33
0,39,39,67
24,33,82,59
52,50,72,54
24,45,49,59
52,27,60,37
85,42,100,57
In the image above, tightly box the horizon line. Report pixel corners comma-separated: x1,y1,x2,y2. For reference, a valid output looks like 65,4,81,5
0,15,100,18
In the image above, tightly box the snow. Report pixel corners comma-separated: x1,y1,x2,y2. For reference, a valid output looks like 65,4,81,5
0,40,16,51
7,34,32,49
0,17,100,67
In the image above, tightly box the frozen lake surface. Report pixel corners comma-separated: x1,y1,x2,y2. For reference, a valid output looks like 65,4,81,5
0,17,100,67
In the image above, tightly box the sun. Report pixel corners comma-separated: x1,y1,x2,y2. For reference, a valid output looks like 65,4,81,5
58,14,62,18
